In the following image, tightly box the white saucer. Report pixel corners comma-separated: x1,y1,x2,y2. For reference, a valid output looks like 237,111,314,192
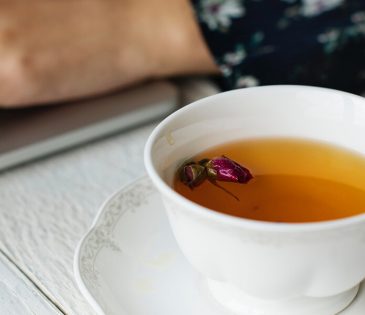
74,176,365,315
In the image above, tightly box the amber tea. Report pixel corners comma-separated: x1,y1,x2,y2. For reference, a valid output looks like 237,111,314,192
174,138,365,223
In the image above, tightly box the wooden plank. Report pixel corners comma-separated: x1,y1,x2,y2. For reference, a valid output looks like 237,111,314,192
0,250,63,315
0,124,155,315
0,81,216,314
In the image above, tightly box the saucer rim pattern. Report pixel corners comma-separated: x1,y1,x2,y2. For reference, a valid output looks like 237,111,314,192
74,176,154,315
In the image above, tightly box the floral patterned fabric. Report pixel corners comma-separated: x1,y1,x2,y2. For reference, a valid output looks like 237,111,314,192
191,0,365,94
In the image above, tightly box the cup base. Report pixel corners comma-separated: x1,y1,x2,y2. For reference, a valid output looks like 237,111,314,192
206,279,359,315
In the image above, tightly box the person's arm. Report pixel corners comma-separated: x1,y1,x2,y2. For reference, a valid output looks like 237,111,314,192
0,0,218,108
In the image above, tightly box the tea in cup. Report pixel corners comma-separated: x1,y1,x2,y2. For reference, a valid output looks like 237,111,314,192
144,85,365,314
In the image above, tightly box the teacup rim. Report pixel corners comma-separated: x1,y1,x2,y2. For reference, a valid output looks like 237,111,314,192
144,85,365,232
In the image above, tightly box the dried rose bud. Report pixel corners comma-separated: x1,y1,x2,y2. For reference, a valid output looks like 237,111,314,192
179,162,207,188
201,156,253,183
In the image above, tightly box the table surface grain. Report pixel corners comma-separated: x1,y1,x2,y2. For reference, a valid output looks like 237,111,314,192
0,79,219,315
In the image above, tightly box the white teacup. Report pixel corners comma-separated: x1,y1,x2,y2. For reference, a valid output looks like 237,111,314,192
144,85,365,315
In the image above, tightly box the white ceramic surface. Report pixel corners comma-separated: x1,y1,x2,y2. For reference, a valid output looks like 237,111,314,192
144,85,365,314
74,177,365,315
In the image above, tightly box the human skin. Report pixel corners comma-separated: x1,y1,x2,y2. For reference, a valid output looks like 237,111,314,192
0,0,218,107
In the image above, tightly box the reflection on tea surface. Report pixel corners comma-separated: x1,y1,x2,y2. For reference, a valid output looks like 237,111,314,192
174,138,365,223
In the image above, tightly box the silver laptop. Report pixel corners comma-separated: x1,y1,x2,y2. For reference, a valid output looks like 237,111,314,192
0,80,178,171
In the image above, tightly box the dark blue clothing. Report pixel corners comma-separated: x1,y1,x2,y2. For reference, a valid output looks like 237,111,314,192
192,0,365,94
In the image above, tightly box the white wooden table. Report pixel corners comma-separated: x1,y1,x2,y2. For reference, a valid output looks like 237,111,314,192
0,79,218,315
